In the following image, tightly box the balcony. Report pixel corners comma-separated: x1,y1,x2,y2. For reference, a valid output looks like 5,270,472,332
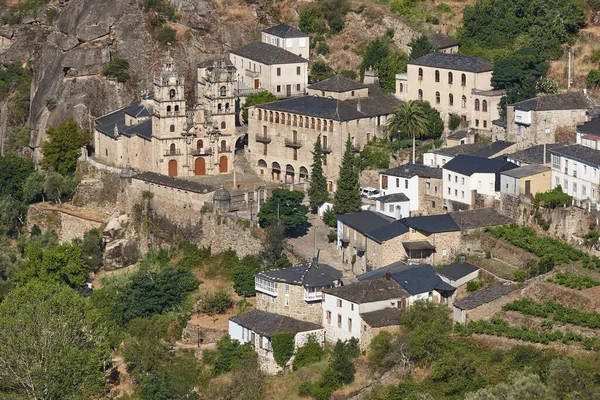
304,290,323,302
285,139,303,148
340,234,350,246
355,242,366,253
164,149,182,157
219,146,232,153
191,148,213,156
256,135,272,144
322,145,332,154
245,69,260,78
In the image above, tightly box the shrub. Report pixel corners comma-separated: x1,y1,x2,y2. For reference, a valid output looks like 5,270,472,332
316,42,330,56
200,291,233,315
340,69,357,80
213,335,254,374
534,185,572,208
503,298,600,330
176,241,211,270
155,25,176,44
367,331,395,372
466,280,480,292
298,380,314,396
272,332,295,367
293,335,325,370
547,272,600,290
327,230,338,242
232,255,261,297
103,57,130,83
322,207,337,228
448,113,461,130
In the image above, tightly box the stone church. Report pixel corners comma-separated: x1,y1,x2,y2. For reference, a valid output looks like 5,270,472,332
94,56,239,177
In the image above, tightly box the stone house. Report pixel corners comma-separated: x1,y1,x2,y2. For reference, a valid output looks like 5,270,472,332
321,277,406,349
505,91,593,149
379,163,443,215
395,52,503,133
229,309,325,374
428,25,459,54
247,75,400,189
550,144,600,203
255,261,342,324
500,164,551,197
94,57,238,177
442,155,518,210
423,140,516,168
453,284,519,324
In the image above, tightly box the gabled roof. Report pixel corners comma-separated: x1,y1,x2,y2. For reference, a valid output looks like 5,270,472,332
96,99,153,140
577,117,600,135
501,164,549,178
365,221,409,244
408,52,494,73
382,163,443,179
256,261,342,288
506,142,572,165
454,284,519,310
402,214,460,234
361,308,401,328
230,310,322,338
323,277,409,304
262,24,308,38
438,262,479,281
512,91,593,112
449,208,514,230
427,33,459,49
230,41,307,65
432,141,514,158
136,172,214,194
358,262,455,295
376,193,410,203
550,144,600,167
443,155,518,176
447,130,468,140
308,75,368,93
336,211,394,234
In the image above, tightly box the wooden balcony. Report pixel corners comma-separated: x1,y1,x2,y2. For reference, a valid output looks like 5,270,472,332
255,135,272,144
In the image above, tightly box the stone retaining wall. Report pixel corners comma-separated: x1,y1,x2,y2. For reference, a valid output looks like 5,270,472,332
27,205,104,242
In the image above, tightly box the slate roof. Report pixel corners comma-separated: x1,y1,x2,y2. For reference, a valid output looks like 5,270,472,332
448,130,468,140
438,262,479,281
358,262,455,295
308,75,368,93
198,57,235,69
96,99,153,140
501,164,549,178
454,284,519,310
323,277,409,304
512,91,593,112
550,144,600,167
376,193,410,203
402,214,460,234
432,141,514,158
135,171,214,194
382,163,443,179
256,261,342,288
506,142,572,165
365,221,409,244
230,41,307,65
427,33,459,49
578,117,600,135
230,310,322,338
361,308,401,328
408,52,494,73
443,155,518,176
449,208,514,230
262,24,308,38
336,211,395,234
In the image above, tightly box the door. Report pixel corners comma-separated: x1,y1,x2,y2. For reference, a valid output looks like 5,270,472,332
219,156,228,173
286,84,291,97
168,160,177,177
195,158,205,176
525,180,531,196
254,79,260,89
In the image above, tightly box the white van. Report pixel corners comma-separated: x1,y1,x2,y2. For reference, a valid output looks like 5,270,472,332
360,187,379,199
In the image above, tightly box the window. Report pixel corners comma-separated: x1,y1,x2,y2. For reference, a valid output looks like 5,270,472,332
482,100,487,112
582,185,586,197
448,187,450,195
299,37,307,47
284,298,289,306
447,174,451,181
167,105,171,112
351,303,354,311
449,93,454,106
337,314,342,328
296,66,301,75
382,175,388,189
555,177,559,186
174,105,179,112
277,67,281,76
277,85,281,92
219,86,226,97
432,201,436,208
477,181,482,189
475,119,479,127
418,68,423,79
169,89,176,99
435,91,440,104
573,182,577,195
389,204,393,212
552,155,560,170
454,189,458,196
380,202,384,211
348,318,352,332
483,120,487,128
296,84,301,91
351,91,355,97
221,121,226,129
442,249,447,256
405,180,409,189
396,178,400,187
455,176,458,183
326,311,332,324
435,70,440,82
448,72,453,84
170,124,175,132
337,299,342,308
461,73,466,86
462,95,467,108
285,284,290,296
461,177,465,185
461,191,464,198
418,89,423,101
474,99,480,111
399,83,404,92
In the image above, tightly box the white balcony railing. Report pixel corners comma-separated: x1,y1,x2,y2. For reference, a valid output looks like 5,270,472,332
304,290,323,301
255,277,278,296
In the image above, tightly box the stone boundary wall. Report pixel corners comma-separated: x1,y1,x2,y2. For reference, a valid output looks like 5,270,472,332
463,286,523,324
82,150,123,174
27,205,104,242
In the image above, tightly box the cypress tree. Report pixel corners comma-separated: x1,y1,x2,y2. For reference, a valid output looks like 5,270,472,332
308,135,329,210
333,136,360,216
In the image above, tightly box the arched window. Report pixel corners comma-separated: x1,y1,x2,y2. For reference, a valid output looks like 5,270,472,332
461,73,466,86
220,140,227,152
482,100,488,112
170,143,176,154
167,105,171,112
225,102,229,110
275,112,279,123
293,115,297,126
474,99,480,111
221,121,226,129
448,72,453,84
449,93,454,106
418,89,423,101
435,92,440,104
258,109,262,120
174,105,179,112
418,68,423,79
462,95,467,108
435,70,440,82
197,139,203,151
218,103,222,111
323,120,327,131
220,86,226,97
170,124,175,132
399,83,404,92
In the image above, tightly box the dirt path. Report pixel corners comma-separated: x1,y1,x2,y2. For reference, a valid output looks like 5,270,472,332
33,202,109,223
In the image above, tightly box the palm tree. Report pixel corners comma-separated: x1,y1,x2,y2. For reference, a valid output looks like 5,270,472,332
388,100,428,163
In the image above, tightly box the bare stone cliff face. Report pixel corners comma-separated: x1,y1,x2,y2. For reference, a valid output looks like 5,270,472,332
0,0,257,148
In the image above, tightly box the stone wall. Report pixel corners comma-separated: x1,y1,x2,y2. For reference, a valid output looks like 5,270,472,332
460,230,538,268
256,285,323,325
463,286,523,324
27,204,104,242
359,323,401,352
418,177,444,215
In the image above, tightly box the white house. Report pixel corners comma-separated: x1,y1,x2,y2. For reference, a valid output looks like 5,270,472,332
577,117,600,150
423,141,515,168
374,193,410,219
261,24,310,60
550,144,600,203
379,163,442,213
229,309,325,374
437,256,479,288
442,155,518,210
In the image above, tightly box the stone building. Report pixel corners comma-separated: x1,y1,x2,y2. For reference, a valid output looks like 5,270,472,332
254,261,342,324
505,91,594,149
247,75,401,190
94,56,238,177
395,52,504,133
453,284,519,324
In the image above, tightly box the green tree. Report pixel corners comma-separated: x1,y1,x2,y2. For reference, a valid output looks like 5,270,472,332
0,235,20,300
232,254,261,297
0,195,26,236
310,61,336,83
308,135,329,210
76,228,104,270
257,188,308,232
258,222,292,270
319,339,357,395
392,100,442,141
333,136,360,216
43,170,78,204
399,301,451,364
156,25,176,44
293,334,325,370
388,100,427,162
242,90,278,123
299,4,327,34
367,331,395,372
0,151,34,200
465,372,555,400
587,69,600,89
213,334,254,374
22,171,46,203
4,126,30,152
41,119,90,175
408,34,436,60
18,242,89,288
200,290,233,315
491,48,548,90
359,37,408,92
103,56,131,83
272,332,296,367
0,280,111,399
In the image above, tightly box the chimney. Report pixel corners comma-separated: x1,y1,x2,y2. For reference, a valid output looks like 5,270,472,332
459,254,465,263
385,271,391,280
357,96,361,112
441,23,447,35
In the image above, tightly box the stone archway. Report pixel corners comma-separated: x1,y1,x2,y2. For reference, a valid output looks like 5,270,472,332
195,158,206,176
219,155,228,173
168,160,177,177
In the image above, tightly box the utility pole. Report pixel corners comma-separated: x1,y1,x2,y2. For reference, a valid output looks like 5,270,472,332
568,48,572,90
313,226,317,259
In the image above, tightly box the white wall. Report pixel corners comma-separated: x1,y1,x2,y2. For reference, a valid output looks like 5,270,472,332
453,306,466,324
500,174,519,197
551,153,600,201
424,152,452,168
374,199,410,219
440,270,479,288
442,170,472,205
322,293,361,343
229,320,246,343
380,174,419,211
